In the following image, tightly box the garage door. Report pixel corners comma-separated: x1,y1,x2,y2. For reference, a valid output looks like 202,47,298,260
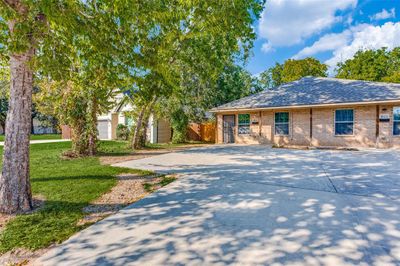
97,120,109,139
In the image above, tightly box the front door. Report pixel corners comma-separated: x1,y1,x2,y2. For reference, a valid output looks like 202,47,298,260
223,115,235,143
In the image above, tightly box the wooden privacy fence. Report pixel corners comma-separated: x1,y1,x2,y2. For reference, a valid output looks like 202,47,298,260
187,122,216,143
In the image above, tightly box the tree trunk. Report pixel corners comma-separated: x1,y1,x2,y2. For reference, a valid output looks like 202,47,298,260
132,104,147,150
71,119,87,155
0,49,34,213
87,95,98,156
139,97,158,147
140,117,149,147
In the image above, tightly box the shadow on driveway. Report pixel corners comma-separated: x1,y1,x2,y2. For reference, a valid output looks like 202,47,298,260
37,145,400,265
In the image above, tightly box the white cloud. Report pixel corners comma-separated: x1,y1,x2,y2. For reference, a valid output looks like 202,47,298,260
293,30,353,59
258,0,357,51
326,22,400,71
295,22,400,73
293,24,368,59
370,8,396,21
261,42,274,53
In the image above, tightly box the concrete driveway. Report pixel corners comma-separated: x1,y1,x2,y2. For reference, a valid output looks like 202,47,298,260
38,145,400,266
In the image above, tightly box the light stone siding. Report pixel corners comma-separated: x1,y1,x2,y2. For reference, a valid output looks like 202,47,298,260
215,104,400,148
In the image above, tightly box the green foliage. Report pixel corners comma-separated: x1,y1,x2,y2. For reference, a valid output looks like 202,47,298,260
123,1,264,147
170,108,189,144
157,62,262,143
336,47,400,83
260,58,328,87
0,63,9,132
1,0,264,154
259,62,283,88
0,97,6,132
116,124,130,141
212,64,263,107
0,141,148,252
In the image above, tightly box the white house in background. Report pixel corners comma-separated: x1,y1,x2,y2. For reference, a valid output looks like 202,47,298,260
96,94,172,143
0,118,57,135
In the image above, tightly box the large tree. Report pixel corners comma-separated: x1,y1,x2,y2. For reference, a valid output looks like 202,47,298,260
127,1,264,147
260,57,328,88
212,64,262,107
336,47,400,83
0,1,105,213
156,63,263,144
0,0,157,213
0,1,265,213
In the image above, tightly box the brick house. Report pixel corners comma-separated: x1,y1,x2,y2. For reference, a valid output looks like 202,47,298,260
211,77,400,148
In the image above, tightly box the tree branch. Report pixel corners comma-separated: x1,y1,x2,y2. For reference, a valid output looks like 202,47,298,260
1,0,27,14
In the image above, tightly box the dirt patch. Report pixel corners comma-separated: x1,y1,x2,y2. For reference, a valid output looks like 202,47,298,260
77,173,175,226
100,144,211,165
0,246,53,266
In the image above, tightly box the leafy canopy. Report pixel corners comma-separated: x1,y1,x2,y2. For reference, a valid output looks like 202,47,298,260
336,47,400,83
259,57,328,88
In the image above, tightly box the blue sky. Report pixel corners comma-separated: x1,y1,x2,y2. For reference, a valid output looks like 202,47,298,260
246,0,400,75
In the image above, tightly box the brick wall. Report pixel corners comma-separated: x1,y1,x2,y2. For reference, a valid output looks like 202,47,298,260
215,104,400,148
311,106,377,147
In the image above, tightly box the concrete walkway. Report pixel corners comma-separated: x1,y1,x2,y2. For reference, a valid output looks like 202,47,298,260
37,145,400,265
0,139,70,146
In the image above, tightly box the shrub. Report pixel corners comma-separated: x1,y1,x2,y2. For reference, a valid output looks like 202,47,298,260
171,109,188,144
116,124,130,140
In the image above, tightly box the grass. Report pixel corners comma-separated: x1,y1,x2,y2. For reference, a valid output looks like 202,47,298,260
0,141,150,253
0,134,62,142
143,175,177,193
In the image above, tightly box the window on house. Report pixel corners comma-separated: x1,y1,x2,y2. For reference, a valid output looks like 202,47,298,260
335,109,354,135
275,112,289,135
394,107,400,136
238,114,250,134
125,116,134,127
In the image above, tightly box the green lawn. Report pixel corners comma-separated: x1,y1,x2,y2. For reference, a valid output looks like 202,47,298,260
0,134,62,142
0,141,150,253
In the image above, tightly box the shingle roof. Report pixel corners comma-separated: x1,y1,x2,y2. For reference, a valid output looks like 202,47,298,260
211,77,400,112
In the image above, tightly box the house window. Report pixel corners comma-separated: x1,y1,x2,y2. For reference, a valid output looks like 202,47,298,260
125,117,134,127
275,112,289,135
394,107,400,136
238,114,250,134
335,109,354,135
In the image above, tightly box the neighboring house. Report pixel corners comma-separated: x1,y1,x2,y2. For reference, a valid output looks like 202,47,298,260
32,118,58,134
62,94,171,143
211,77,400,148
0,118,57,135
